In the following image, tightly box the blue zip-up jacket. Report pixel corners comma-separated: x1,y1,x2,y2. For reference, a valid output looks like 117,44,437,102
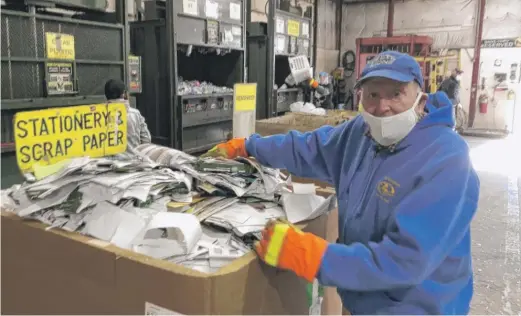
246,92,480,314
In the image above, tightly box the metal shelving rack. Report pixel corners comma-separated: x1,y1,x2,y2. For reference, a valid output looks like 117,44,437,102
130,0,247,153
247,0,315,119
0,0,129,154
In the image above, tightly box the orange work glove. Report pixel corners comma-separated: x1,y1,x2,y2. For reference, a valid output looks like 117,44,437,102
308,78,320,89
201,138,247,159
255,220,328,282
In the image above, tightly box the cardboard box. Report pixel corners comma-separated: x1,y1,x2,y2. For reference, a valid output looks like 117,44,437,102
255,111,358,136
289,178,342,316
252,111,349,314
292,110,359,121
1,190,341,315
255,114,344,136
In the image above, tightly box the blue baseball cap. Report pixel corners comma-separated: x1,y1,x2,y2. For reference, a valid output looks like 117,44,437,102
355,51,424,89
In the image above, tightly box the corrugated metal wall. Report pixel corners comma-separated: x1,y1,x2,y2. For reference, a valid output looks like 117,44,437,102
340,0,521,53
315,0,339,73
482,0,521,39
340,0,478,53
339,0,521,90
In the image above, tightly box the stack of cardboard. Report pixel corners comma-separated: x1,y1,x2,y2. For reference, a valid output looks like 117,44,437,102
256,110,359,136
292,110,359,120
255,114,343,136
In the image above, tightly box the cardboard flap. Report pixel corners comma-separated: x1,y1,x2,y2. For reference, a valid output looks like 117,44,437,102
114,256,212,315
1,214,119,314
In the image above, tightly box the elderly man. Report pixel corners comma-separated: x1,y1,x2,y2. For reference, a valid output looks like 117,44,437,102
204,51,480,314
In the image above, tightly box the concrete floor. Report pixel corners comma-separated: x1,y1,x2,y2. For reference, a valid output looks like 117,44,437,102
1,136,520,314
467,135,521,314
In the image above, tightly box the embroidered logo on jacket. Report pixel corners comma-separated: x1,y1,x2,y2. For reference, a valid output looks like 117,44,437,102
377,177,400,203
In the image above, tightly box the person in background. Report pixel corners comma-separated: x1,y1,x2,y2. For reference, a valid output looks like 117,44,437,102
438,68,463,106
104,79,151,159
203,51,480,315
316,71,334,109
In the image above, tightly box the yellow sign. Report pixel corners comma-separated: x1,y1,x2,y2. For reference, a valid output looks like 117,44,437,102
287,20,300,37
14,104,127,172
45,32,75,60
234,83,257,112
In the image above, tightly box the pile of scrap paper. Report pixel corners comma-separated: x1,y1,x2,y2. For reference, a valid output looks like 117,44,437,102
1,145,336,274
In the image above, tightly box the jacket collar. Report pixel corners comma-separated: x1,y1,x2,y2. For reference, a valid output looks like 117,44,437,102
107,98,130,108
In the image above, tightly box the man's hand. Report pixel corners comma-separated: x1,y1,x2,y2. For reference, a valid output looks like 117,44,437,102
255,219,328,282
201,138,247,159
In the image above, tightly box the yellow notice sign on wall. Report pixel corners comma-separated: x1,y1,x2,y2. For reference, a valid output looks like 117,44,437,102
287,20,300,37
14,104,127,172
45,32,76,60
234,83,257,112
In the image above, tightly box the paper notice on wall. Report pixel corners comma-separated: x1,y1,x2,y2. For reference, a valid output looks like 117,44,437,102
183,0,198,16
231,26,242,36
302,22,310,37
276,35,286,53
205,0,219,19
229,2,241,20
224,30,234,44
276,17,285,34
287,19,300,37
145,302,184,316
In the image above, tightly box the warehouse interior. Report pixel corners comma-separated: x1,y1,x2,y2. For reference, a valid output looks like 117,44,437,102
1,0,520,314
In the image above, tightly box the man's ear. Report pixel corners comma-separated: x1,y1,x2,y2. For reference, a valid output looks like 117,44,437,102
418,93,428,113
356,89,362,101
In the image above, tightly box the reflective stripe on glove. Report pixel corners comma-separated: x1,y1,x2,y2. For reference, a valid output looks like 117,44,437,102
255,220,328,282
201,138,247,159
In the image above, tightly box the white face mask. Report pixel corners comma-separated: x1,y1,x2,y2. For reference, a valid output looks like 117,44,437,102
361,92,423,147
456,75,462,81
